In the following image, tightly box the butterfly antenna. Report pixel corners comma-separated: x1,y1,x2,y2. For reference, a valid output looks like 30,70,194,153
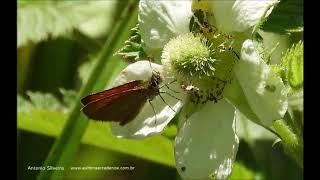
232,50,240,60
147,57,157,75
160,91,182,101
159,80,181,96
148,58,152,69
165,84,180,94
158,94,176,112
160,79,177,89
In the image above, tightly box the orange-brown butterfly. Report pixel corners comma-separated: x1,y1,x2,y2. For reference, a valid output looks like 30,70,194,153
81,71,176,126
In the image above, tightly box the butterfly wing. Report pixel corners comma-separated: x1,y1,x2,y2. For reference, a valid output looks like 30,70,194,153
81,87,150,126
81,80,144,106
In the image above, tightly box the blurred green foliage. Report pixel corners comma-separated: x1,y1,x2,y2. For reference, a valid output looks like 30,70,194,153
17,1,303,180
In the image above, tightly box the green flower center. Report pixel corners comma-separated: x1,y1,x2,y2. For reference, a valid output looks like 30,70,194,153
162,33,238,104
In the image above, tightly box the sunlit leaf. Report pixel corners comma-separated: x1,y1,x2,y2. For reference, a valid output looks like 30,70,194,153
59,88,78,107
25,91,64,111
287,41,303,89
17,93,175,167
18,1,114,47
261,0,303,34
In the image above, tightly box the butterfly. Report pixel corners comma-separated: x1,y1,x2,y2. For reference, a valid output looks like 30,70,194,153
81,71,170,126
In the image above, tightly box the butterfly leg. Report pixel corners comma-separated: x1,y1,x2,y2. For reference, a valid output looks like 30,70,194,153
158,94,176,113
148,99,157,125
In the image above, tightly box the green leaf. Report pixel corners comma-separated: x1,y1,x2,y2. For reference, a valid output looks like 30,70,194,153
287,41,303,89
275,41,303,90
17,93,175,167
115,24,148,62
17,95,32,113
59,88,78,107
26,91,65,111
261,0,303,34
17,1,112,47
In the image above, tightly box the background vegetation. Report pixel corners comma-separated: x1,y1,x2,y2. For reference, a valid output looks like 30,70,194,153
17,1,303,179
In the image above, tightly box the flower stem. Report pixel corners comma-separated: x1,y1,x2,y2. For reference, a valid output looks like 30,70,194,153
273,117,303,169
37,1,138,179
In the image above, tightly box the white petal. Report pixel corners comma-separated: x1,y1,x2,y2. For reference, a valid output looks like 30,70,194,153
110,61,186,139
210,0,276,33
139,0,192,49
111,60,162,86
234,40,287,127
175,100,239,180
258,30,290,64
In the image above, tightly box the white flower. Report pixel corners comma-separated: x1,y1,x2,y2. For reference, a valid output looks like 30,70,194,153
139,0,193,60
110,0,288,179
175,100,238,180
110,61,185,139
233,40,287,127
139,0,192,48
209,0,276,33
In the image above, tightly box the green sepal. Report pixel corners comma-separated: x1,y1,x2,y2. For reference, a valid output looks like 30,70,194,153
115,24,148,62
